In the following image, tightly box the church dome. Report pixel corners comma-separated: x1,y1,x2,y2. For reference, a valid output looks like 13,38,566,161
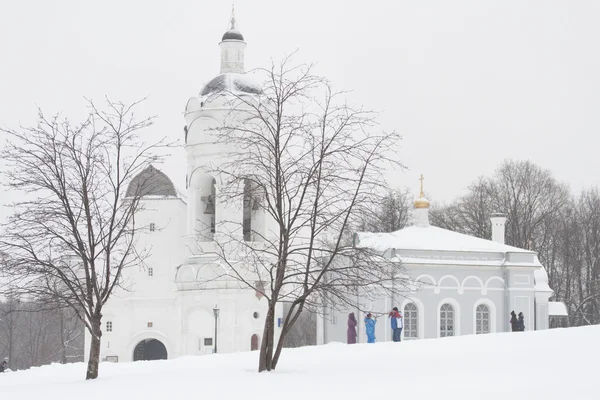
200,73,262,97
126,165,177,198
414,196,430,209
222,29,244,41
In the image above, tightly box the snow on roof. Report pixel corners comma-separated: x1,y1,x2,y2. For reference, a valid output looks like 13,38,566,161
396,257,542,268
356,225,532,254
549,301,568,316
534,266,553,293
200,73,262,97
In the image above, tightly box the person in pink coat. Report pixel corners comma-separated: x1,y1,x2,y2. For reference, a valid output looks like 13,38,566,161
347,312,357,344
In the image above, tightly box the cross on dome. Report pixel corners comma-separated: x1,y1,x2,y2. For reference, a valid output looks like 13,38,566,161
221,5,244,42
414,174,430,210
230,5,236,30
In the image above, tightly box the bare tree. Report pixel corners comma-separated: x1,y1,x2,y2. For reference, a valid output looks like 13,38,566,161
430,159,600,328
281,303,316,348
0,297,22,368
430,177,495,239
198,56,405,372
361,188,412,233
0,299,84,371
0,99,170,379
490,160,570,249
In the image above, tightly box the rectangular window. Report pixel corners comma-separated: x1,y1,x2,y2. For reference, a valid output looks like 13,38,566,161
149,223,156,232
147,322,153,328
331,314,338,324
404,303,419,339
148,267,153,277
106,321,113,332
204,338,213,346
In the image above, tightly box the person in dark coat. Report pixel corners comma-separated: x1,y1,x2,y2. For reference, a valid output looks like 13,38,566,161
510,310,518,332
0,359,7,373
518,312,525,331
347,312,358,344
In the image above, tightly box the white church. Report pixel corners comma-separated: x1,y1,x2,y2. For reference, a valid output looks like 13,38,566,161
85,12,283,363
86,13,565,363
317,182,565,344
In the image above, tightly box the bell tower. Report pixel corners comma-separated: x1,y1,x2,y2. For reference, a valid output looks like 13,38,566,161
219,7,246,74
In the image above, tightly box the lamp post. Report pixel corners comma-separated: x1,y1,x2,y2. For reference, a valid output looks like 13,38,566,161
213,305,219,354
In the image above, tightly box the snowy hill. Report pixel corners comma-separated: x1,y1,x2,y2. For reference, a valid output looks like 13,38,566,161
2,326,597,400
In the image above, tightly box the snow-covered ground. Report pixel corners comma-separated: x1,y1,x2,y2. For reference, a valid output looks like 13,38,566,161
2,326,597,399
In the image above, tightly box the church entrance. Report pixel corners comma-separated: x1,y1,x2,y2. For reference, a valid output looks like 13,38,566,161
133,339,168,361
251,334,259,351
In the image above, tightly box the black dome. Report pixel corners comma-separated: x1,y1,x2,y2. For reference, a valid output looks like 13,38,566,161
200,73,261,97
126,165,177,197
222,30,244,41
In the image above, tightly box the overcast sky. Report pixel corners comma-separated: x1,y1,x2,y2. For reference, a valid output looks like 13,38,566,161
1,0,599,221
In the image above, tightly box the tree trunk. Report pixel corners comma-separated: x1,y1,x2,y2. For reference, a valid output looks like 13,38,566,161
258,304,275,372
86,317,102,380
60,310,67,364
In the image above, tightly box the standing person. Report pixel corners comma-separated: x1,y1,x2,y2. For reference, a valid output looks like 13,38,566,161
0,358,7,373
347,312,358,344
510,310,518,332
364,312,377,343
389,307,403,342
518,312,525,332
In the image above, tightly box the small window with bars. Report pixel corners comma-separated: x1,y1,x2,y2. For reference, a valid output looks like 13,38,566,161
404,303,419,339
106,321,113,332
476,304,491,334
440,304,455,337
149,223,156,232
148,267,154,277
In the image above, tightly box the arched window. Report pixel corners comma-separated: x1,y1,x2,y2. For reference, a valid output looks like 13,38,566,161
476,304,490,334
403,303,419,339
440,304,455,337
251,334,259,351
210,179,216,234
243,179,252,241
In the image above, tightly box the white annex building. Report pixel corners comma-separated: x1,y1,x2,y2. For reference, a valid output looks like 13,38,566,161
85,13,283,363
318,182,565,344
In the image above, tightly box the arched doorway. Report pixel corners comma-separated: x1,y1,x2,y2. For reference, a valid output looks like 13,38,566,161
133,339,168,361
251,334,259,351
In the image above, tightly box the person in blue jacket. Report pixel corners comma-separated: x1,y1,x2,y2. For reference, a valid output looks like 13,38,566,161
365,312,377,343
389,307,403,342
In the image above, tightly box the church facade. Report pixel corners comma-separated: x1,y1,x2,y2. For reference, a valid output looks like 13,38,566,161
84,13,282,363
317,185,555,344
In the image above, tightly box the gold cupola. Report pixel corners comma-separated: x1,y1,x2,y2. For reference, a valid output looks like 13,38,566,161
413,174,430,209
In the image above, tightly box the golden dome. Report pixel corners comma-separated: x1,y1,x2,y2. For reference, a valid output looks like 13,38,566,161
413,173,430,209
414,196,430,209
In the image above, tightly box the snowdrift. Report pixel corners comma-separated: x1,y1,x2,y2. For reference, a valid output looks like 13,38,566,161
1,326,597,399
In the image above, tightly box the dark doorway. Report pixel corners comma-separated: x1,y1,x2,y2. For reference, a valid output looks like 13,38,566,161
251,334,259,351
133,339,167,361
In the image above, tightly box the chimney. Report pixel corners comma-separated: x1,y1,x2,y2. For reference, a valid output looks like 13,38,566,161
490,213,507,244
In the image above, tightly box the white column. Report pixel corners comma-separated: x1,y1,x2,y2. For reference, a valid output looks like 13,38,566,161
491,213,507,244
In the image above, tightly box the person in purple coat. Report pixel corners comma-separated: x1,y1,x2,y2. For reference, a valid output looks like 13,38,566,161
347,312,358,344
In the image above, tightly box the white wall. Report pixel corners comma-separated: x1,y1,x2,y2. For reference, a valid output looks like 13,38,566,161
319,264,539,344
